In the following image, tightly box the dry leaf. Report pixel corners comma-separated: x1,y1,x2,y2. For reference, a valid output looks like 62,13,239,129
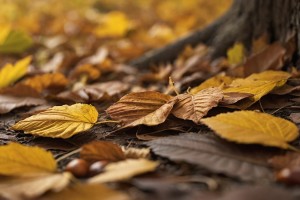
223,71,290,108
12,104,98,138
172,87,223,124
20,73,69,93
201,111,299,149
220,92,253,105
107,91,176,127
80,141,126,163
244,42,286,76
147,133,275,181
121,147,150,159
290,113,300,124
69,64,101,81
88,159,158,183
0,142,56,176
190,75,234,94
0,172,71,200
0,95,46,114
0,56,31,89
227,43,245,66
40,184,129,200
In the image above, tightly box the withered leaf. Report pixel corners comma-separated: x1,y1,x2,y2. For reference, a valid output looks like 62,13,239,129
121,147,150,159
147,133,276,181
220,92,253,105
40,184,129,200
290,113,300,124
12,104,98,138
0,172,71,200
201,111,299,149
88,159,159,183
172,87,223,124
0,95,46,114
80,141,126,163
107,91,176,127
0,143,57,176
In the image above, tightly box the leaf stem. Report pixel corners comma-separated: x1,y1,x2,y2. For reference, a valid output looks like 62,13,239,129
95,120,120,125
287,145,300,153
56,148,81,163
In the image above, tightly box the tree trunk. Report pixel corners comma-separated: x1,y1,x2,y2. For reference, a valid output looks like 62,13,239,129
130,0,300,68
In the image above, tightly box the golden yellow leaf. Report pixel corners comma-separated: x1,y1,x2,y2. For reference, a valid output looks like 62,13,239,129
0,24,11,43
172,87,223,124
227,43,245,66
12,104,98,138
0,172,71,200
106,91,176,127
223,71,291,109
88,159,158,183
0,56,31,89
190,75,234,94
201,111,299,149
94,11,133,38
40,184,129,200
0,143,56,176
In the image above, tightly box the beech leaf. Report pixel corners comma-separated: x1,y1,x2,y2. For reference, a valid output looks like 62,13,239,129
88,159,159,183
106,91,176,127
147,133,275,181
0,56,31,89
80,141,126,162
0,143,57,176
12,104,98,138
201,111,299,149
172,87,223,124
0,172,71,200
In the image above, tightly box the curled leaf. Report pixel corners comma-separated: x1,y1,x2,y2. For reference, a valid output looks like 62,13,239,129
12,104,98,138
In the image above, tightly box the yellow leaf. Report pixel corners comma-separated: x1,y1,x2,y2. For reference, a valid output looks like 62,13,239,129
88,159,158,183
201,111,299,149
106,91,176,127
0,56,31,89
172,87,223,124
0,24,11,44
223,71,290,109
227,43,245,66
12,104,98,138
190,75,234,94
0,172,71,200
40,184,129,200
0,28,33,53
0,143,56,176
94,11,133,38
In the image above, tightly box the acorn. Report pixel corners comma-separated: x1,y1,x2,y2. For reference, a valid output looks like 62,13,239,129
65,158,89,178
88,160,108,176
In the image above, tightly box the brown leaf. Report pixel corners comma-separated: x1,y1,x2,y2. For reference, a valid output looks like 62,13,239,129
172,88,223,124
147,133,276,181
244,42,286,76
80,141,126,163
290,113,300,124
272,84,300,95
107,91,176,127
220,92,253,105
0,95,46,114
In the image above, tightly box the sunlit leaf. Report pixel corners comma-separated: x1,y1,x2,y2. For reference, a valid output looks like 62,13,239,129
227,43,245,66
12,104,98,138
0,28,33,53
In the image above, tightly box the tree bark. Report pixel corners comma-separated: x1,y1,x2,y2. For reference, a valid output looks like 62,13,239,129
130,0,300,68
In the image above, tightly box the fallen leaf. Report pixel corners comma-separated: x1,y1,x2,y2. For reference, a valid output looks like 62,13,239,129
244,42,286,76
190,75,234,94
227,43,245,66
20,73,69,93
147,133,275,181
0,172,71,200
0,142,56,176
172,87,223,124
271,84,300,95
290,113,300,124
0,95,46,114
121,147,150,159
201,111,299,149
12,104,98,138
0,27,33,53
106,91,176,127
69,64,101,81
223,71,290,108
88,159,159,183
80,141,126,163
0,56,31,89
220,92,253,105
40,184,129,200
